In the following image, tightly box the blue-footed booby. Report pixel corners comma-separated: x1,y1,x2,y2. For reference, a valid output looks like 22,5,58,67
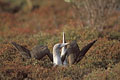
11,32,97,66
53,43,69,66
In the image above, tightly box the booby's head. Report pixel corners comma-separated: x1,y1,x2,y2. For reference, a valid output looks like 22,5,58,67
53,43,69,66
53,43,69,50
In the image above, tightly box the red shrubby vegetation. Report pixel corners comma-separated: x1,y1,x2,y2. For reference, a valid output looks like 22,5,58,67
0,0,120,80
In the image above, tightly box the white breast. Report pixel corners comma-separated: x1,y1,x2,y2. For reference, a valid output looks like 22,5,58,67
53,46,62,66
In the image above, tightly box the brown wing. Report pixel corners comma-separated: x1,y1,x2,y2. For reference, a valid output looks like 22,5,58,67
11,42,53,62
11,42,31,59
67,40,97,65
75,40,97,64
30,45,53,62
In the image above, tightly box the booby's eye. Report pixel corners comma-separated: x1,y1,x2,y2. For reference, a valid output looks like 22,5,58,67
58,44,61,48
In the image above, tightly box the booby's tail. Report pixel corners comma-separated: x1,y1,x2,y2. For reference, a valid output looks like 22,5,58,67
11,42,31,59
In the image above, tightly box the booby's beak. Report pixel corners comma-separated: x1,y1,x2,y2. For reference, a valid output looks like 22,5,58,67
60,43,69,48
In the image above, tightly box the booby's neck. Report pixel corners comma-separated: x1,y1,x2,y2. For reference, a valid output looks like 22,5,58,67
61,32,68,65
53,47,62,66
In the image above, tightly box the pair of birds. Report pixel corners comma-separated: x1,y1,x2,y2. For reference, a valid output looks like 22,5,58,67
12,32,97,66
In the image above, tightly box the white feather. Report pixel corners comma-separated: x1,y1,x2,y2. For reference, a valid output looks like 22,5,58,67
53,44,62,66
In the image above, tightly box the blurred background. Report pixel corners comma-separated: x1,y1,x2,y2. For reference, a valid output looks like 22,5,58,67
0,0,119,33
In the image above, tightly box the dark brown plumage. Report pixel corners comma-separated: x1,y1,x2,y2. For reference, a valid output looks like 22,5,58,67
30,45,53,61
11,42,31,59
75,40,97,64
11,40,97,65
67,40,97,65
11,42,53,61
